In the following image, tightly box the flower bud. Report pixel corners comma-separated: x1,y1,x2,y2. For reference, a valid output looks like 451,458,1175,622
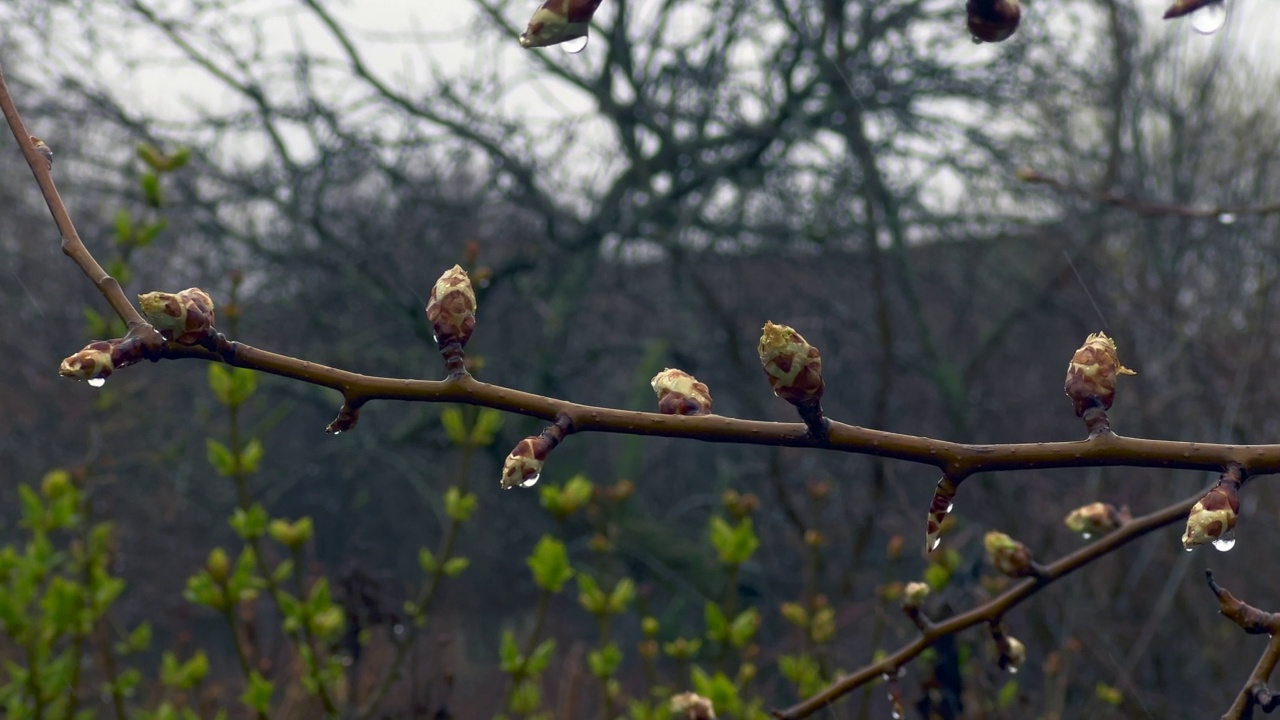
59,340,121,381
903,582,931,610
139,288,216,344
425,265,476,349
651,368,713,415
967,0,1021,43
1064,502,1126,537
268,518,314,550
1064,332,1136,417
206,548,231,584
1182,483,1239,549
642,616,660,637
1000,635,1026,672
670,691,716,720
984,531,1036,578
758,322,824,406
500,436,545,490
41,469,75,500
519,0,603,49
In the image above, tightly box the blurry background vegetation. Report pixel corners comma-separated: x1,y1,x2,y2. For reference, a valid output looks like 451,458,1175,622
1,0,1279,717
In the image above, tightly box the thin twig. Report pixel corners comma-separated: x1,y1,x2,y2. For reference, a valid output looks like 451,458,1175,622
1019,169,1280,220
773,489,1202,719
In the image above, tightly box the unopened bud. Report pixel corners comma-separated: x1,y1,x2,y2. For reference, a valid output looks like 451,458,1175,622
501,436,546,490
268,518,314,550
1064,502,1126,537
1182,483,1239,549
519,0,603,49
758,322,824,406
804,529,823,548
425,265,476,349
651,368,713,415
1001,635,1026,672
1064,332,1136,417
670,691,716,720
967,0,1021,43
642,616,660,637
59,340,121,381
903,582,931,610
139,288,216,344
984,531,1036,578
206,548,231,584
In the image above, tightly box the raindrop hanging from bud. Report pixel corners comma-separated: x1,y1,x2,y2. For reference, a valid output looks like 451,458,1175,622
520,473,541,488
1190,1,1227,34
560,35,589,54
1212,530,1236,552
87,377,106,388
1217,212,1237,225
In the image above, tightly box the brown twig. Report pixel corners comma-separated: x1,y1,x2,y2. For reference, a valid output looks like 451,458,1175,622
1018,168,1280,220
1223,633,1280,720
0,62,160,343
773,489,1201,719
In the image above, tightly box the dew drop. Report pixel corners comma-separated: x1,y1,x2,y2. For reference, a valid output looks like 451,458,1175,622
891,709,903,720
945,502,955,513
929,536,941,552
520,472,541,488
1184,545,1195,553
1217,212,1237,225
971,35,984,44
1081,532,1092,540
1191,2,1227,35
882,672,892,683
560,34,589,54
1212,531,1236,552
1007,665,1019,675
393,623,406,636
331,430,342,435
87,377,106,388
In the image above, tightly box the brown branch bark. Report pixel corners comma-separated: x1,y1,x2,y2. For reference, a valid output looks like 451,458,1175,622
1018,168,1280,219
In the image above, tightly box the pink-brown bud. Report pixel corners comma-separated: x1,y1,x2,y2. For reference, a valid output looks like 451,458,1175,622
670,692,716,720
426,265,477,348
651,368,713,415
1064,332,1135,417
1064,502,1128,538
1182,483,1239,549
984,531,1035,578
139,288,216,344
59,340,119,382
758,322,824,406
967,0,1021,43
903,582,931,610
519,0,603,49
501,436,546,490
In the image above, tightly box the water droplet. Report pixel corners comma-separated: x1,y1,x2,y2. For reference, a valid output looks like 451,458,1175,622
1212,531,1236,552
520,472,540,488
891,710,902,720
882,672,892,682
945,502,955,513
1218,212,1237,225
971,35,984,44
1184,545,1195,553
1081,532,1092,540
87,377,106,388
1191,2,1227,35
393,623,405,636
560,34,589,54
1007,665,1019,675
331,430,342,436
929,536,941,552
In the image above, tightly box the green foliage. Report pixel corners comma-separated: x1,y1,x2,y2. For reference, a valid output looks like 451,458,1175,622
527,536,574,593
709,516,759,566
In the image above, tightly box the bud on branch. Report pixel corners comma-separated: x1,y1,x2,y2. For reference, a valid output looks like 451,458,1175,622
1064,331,1136,435
139,287,216,345
758,321,827,440
501,414,574,490
519,0,604,49
1182,465,1244,550
651,368,713,415
426,265,477,377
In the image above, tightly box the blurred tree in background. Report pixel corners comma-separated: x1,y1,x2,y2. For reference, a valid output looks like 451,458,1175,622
1,0,1279,717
